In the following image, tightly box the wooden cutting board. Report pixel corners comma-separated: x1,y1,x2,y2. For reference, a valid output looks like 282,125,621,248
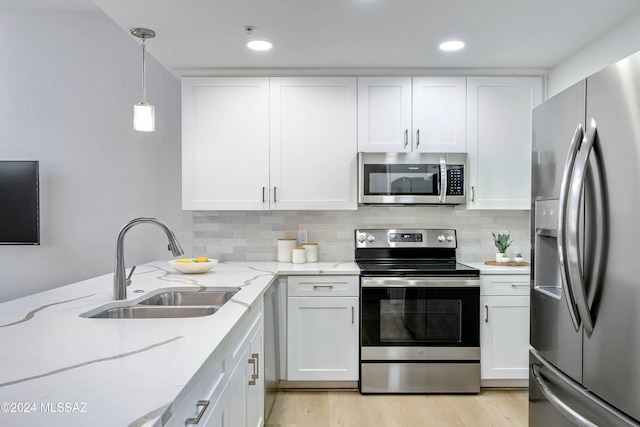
484,261,530,267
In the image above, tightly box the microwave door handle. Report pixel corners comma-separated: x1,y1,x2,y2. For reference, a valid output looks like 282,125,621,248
557,123,583,331
566,118,598,337
439,158,447,203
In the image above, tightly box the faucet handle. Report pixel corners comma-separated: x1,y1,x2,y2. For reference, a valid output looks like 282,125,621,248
126,265,137,287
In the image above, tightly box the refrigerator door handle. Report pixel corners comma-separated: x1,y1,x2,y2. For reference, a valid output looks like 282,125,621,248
531,364,598,427
566,118,597,337
557,122,584,331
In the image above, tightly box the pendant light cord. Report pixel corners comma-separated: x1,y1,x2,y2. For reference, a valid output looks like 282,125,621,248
141,38,147,104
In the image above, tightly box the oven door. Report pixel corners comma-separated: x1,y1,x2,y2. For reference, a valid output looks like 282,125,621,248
360,277,479,361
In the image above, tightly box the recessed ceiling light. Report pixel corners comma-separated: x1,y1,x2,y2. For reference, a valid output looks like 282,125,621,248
246,40,274,51
439,40,465,52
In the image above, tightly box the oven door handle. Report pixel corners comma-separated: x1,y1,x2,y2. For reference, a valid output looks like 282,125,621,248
361,277,479,288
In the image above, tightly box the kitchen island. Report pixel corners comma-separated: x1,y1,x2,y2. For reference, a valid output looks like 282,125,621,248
0,260,358,426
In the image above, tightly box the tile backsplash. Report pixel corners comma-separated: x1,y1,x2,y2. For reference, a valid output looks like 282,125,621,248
192,206,530,263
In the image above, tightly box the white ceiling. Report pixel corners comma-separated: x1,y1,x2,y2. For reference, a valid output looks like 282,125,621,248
9,0,640,74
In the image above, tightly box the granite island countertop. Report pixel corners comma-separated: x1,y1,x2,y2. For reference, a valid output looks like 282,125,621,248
0,260,359,427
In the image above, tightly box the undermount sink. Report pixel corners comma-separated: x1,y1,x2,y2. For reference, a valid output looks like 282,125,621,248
138,287,239,306
90,305,219,319
83,287,240,319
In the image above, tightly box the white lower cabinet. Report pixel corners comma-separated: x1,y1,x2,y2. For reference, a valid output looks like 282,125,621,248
286,276,359,382
480,273,530,387
162,302,264,427
226,318,264,427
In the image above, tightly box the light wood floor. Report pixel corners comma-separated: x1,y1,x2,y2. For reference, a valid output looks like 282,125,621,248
266,390,528,427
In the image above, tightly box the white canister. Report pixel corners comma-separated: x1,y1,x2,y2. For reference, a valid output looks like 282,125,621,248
303,243,318,263
292,247,306,264
277,238,297,262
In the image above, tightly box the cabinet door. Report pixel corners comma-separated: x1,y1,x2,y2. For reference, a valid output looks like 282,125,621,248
227,343,249,427
467,77,543,209
412,77,467,152
287,296,359,381
480,295,530,380
182,77,270,210
246,324,264,427
269,77,357,210
357,77,412,152
226,321,264,427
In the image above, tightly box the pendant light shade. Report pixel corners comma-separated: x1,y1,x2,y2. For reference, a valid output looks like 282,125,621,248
131,28,156,132
133,103,155,132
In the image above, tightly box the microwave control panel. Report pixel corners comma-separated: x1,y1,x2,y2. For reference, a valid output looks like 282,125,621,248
447,166,464,196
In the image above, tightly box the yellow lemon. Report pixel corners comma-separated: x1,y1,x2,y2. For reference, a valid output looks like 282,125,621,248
176,258,193,263
195,256,210,263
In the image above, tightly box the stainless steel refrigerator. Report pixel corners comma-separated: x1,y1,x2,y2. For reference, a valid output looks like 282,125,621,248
530,51,640,427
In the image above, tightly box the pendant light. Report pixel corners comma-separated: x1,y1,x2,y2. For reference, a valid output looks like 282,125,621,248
131,28,156,132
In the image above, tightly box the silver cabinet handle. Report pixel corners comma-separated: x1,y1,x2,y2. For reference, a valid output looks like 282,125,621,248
352,306,355,324
252,353,259,380
416,129,420,148
185,400,210,425
312,285,334,289
262,186,265,203
439,158,447,203
404,129,408,148
484,305,489,323
248,353,260,385
248,358,256,385
556,122,584,332
273,186,277,203
511,283,530,289
471,185,475,203
566,118,598,337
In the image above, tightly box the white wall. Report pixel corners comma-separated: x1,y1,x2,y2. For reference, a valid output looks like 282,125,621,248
0,10,191,302
547,11,640,97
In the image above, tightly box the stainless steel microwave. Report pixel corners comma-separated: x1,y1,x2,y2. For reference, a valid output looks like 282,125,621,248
358,152,467,205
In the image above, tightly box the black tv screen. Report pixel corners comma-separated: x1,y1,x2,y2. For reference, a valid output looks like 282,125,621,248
0,161,40,245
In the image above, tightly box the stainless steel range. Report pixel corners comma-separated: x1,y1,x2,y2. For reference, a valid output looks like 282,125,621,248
355,228,480,394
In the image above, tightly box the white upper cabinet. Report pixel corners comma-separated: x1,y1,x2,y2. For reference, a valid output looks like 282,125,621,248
412,77,467,152
357,77,412,152
466,77,543,210
270,77,358,210
357,77,467,153
182,77,270,211
182,76,357,211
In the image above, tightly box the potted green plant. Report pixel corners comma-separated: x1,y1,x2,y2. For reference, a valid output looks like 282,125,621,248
492,232,512,262
514,253,524,263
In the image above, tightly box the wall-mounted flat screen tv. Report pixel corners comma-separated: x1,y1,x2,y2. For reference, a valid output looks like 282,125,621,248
0,161,40,245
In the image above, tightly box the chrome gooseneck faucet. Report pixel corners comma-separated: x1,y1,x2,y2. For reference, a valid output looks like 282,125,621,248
113,217,184,300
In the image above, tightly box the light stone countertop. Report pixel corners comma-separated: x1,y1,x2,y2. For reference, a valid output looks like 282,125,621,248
461,261,531,275
0,260,359,427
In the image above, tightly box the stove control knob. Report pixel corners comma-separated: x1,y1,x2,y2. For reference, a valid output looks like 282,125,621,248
367,234,376,243
437,235,445,242
446,235,454,242
357,233,367,243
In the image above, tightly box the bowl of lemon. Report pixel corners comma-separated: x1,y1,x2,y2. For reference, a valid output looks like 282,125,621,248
169,257,218,274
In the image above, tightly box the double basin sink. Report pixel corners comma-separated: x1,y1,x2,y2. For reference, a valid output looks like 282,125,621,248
84,287,239,319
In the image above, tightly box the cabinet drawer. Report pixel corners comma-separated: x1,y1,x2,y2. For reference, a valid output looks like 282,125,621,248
287,275,359,297
163,349,227,426
481,274,530,296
